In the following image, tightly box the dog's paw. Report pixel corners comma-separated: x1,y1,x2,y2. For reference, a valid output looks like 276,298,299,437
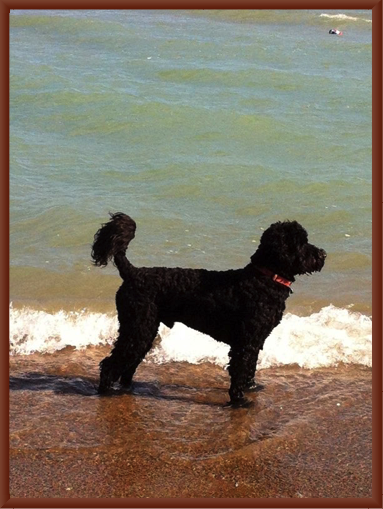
119,378,133,390
97,388,111,396
118,382,133,393
97,382,114,395
224,397,253,409
245,382,265,393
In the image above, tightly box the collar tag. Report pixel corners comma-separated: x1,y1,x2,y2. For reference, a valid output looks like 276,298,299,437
256,267,293,292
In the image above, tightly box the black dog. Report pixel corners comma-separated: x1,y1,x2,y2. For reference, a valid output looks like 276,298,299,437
92,213,326,407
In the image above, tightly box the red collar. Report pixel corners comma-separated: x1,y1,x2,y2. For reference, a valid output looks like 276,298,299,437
256,267,293,291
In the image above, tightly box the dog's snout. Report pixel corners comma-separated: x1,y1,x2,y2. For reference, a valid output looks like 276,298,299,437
320,249,327,259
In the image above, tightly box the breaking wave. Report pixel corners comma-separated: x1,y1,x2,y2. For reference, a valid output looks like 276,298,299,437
10,304,372,369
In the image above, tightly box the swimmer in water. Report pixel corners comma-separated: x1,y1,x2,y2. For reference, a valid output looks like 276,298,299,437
329,28,343,36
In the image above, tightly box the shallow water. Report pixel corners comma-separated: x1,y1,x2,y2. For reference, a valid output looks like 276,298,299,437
10,350,371,459
10,350,372,498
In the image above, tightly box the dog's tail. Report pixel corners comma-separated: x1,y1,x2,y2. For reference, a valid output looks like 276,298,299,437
91,213,136,280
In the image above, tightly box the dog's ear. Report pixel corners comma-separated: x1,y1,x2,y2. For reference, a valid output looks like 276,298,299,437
261,221,307,250
250,223,285,266
259,222,289,251
250,221,307,267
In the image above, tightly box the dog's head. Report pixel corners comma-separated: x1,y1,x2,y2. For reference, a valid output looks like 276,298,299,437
251,221,326,281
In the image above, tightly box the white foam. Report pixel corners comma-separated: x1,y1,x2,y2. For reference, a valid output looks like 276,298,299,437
258,305,372,369
148,323,230,366
149,305,371,369
10,304,118,355
320,13,372,23
10,304,372,369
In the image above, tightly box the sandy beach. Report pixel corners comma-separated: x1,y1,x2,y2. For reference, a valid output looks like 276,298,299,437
10,423,372,500
10,358,372,500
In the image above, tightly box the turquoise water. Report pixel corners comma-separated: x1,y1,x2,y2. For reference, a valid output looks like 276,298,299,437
10,10,372,314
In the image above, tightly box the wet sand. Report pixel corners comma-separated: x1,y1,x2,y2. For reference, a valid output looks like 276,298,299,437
10,355,372,499
10,421,371,499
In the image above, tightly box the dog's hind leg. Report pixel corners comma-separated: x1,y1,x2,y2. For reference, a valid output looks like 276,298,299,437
98,354,123,393
118,332,158,388
98,316,159,393
98,327,132,393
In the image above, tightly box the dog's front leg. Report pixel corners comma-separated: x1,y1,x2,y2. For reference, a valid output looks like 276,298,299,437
227,346,255,408
244,346,264,392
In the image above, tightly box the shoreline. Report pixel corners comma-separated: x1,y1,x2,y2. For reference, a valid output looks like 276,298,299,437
10,363,372,499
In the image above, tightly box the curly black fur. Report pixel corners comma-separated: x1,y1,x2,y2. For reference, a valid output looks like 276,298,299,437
92,213,326,407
